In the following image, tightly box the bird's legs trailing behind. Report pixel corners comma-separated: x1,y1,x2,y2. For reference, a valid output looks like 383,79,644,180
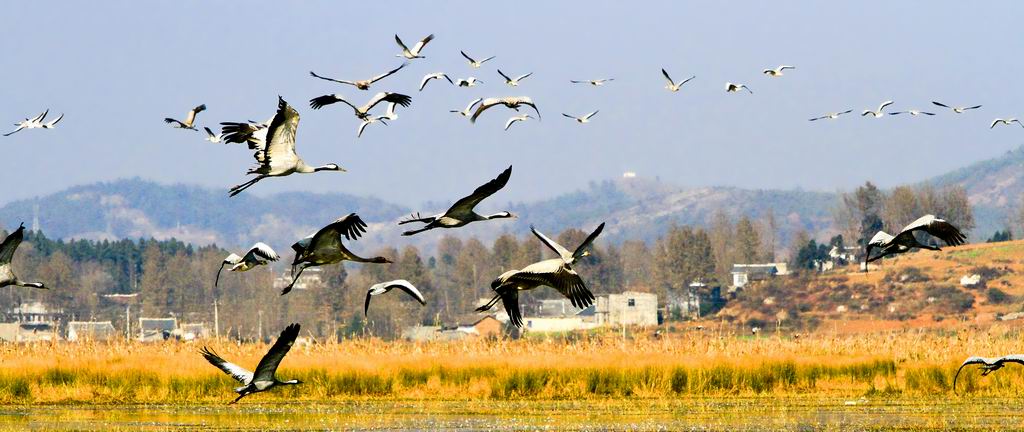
281,264,309,295
476,292,503,312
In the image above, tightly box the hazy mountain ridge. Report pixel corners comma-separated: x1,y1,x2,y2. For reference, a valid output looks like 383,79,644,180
2,147,1021,253
925,146,1024,236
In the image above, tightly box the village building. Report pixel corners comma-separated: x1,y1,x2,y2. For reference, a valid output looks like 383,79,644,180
730,263,789,291
271,267,324,292
0,302,62,343
138,317,177,342
67,321,117,341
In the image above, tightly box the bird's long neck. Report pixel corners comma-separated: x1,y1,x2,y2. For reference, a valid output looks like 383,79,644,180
281,379,301,385
484,212,511,220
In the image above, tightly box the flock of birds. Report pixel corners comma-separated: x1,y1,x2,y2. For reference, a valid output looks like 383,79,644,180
2,32,1021,403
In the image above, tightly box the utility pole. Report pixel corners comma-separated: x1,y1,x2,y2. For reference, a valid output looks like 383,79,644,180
257,310,263,342
125,305,131,340
213,298,220,339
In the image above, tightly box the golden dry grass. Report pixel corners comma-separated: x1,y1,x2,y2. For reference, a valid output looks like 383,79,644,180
1,327,1022,404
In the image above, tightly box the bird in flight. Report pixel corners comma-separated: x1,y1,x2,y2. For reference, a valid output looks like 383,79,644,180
864,214,966,266
562,111,599,124
215,243,279,287
498,70,532,87
309,62,407,91
470,97,541,123
309,92,412,120
4,110,63,136
395,34,434,59
932,101,982,114
762,65,795,77
889,109,935,116
456,77,483,87
451,98,483,117
201,323,303,404
419,72,454,91
861,100,894,118
725,82,753,94
220,118,273,148
808,110,853,121
504,115,533,131
203,127,222,143
229,97,345,197
953,354,1024,394
662,69,695,92
164,104,206,130
400,166,515,236
285,214,391,295
364,280,426,316
991,118,1024,129
0,223,46,289
461,51,495,68
571,78,614,86
477,223,605,327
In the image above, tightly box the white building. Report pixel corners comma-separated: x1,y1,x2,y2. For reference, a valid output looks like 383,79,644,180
587,291,658,326
730,263,789,290
67,321,116,342
272,267,324,292
139,317,177,342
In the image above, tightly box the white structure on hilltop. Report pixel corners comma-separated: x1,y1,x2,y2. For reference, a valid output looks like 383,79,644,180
730,263,789,290
622,171,637,178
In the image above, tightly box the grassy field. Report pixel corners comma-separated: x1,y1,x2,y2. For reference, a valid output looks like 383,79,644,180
1,328,1022,405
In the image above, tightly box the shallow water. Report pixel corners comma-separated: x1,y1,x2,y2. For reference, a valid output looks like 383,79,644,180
1,397,1022,431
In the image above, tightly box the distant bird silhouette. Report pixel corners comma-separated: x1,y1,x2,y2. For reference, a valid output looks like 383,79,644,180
498,70,532,86
890,109,935,116
215,243,279,287
662,69,695,92
0,224,46,289
456,77,483,87
285,213,391,295
4,110,63,136
309,92,412,120
762,65,795,77
364,280,426,316
164,104,206,130
954,354,1024,394
229,97,344,197
419,72,454,91
571,78,613,86
808,110,853,121
990,118,1023,129
461,51,495,68
562,111,599,124
932,101,982,114
204,127,223,143
470,97,541,123
504,114,533,131
477,223,605,327
725,82,753,94
865,214,966,265
201,323,302,404
451,98,483,117
400,166,515,236
395,34,434,59
309,62,407,91
862,100,894,118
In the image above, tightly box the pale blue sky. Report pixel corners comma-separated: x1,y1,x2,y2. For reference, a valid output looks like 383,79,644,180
2,1,1022,207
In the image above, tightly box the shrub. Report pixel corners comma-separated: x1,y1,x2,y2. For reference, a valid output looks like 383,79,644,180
986,288,1014,305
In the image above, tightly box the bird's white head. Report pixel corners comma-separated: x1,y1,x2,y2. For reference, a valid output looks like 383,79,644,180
318,164,346,172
